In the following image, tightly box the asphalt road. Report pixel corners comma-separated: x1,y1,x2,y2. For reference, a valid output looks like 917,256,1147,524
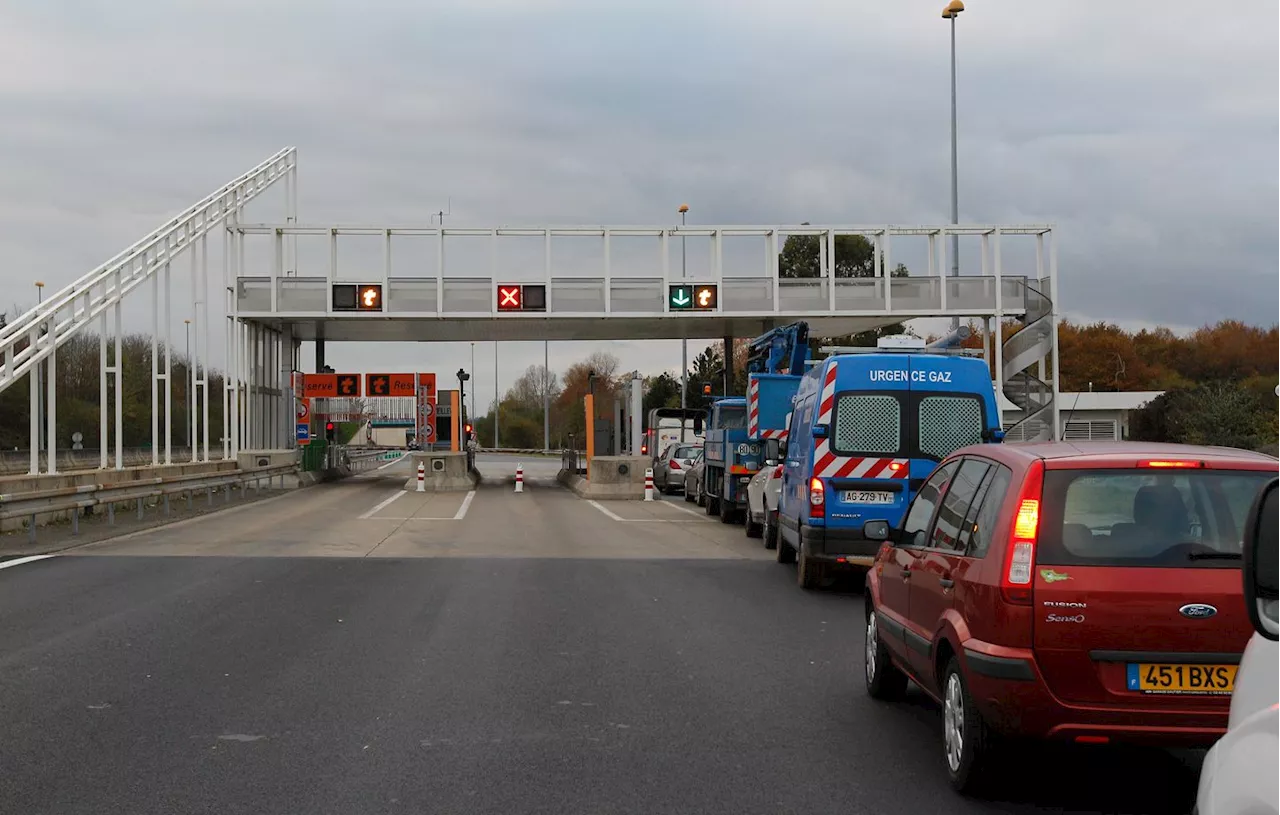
0,459,1202,814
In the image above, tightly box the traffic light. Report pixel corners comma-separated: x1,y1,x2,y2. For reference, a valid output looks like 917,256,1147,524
702,382,712,396
496,284,546,312
332,284,383,312
325,421,336,442
668,283,718,311
464,423,473,435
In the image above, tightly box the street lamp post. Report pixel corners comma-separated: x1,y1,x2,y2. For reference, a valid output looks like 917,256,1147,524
35,282,45,453
184,319,192,449
942,0,964,331
493,342,499,449
678,203,689,443
543,340,550,451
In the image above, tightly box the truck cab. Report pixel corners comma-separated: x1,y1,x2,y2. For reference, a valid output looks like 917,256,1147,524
700,398,757,523
776,336,1003,589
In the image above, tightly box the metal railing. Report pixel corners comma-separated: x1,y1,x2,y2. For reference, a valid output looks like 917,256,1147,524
561,449,586,475
0,464,297,544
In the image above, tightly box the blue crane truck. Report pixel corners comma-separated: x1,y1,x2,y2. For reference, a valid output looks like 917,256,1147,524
701,322,810,524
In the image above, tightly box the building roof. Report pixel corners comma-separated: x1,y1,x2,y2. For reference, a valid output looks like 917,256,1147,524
998,390,1164,414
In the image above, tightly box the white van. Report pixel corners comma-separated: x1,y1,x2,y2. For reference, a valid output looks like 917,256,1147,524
1195,477,1278,815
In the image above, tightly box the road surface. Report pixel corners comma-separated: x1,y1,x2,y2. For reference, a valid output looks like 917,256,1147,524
0,457,1202,814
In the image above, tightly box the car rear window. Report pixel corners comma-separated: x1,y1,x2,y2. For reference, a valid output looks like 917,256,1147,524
673,446,700,459
832,394,901,455
1039,469,1275,568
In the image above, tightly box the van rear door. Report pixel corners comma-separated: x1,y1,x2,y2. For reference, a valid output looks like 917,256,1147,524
819,356,911,532
1032,462,1273,708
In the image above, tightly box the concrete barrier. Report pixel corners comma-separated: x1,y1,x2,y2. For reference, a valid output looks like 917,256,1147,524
557,455,651,500
402,451,477,492
0,460,240,532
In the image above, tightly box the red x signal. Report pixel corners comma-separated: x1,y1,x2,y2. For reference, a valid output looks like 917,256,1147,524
498,285,522,310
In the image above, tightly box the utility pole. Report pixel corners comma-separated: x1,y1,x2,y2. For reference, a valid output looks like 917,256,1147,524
543,340,550,451
943,0,965,331
678,204,689,443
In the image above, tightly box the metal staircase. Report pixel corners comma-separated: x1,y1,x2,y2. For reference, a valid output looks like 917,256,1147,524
1001,278,1057,442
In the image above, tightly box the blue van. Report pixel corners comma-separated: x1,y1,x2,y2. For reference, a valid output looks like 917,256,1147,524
776,339,1003,589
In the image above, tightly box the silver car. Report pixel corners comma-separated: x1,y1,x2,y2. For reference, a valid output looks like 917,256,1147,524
654,443,702,494
683,451,706,505
745,438,784,548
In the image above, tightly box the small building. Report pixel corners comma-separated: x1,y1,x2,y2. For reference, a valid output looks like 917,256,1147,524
1000,391,1164,442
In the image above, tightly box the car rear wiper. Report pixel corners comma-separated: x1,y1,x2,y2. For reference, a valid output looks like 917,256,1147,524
1187,551,1242,561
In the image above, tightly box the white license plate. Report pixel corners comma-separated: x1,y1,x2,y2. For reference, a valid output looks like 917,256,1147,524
840,490,895,505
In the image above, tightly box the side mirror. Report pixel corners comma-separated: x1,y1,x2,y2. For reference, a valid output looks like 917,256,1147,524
982,427,1006,443
812,425,829,439
1243,478,1279,641
863,520,892,542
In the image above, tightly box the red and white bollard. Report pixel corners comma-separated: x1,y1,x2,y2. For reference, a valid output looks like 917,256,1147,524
514,463,524,493
416,461,426,493
644,468,655,501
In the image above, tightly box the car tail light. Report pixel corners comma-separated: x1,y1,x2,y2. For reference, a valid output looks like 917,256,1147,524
1139,459,1204,468
808,477,824,518
1001,460,1044,605
641,444,648,455
668,459,681,470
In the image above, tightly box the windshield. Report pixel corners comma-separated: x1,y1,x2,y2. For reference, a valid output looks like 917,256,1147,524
715,405,748,430
1039,469,1274,568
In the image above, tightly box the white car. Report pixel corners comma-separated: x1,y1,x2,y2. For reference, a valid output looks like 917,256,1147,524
745,438,785,548
1195,476,1278,815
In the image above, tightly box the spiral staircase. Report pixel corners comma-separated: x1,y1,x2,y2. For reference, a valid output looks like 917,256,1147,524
1001,279,1057,442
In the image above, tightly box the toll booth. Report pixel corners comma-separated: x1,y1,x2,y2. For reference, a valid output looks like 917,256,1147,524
436,389,456,449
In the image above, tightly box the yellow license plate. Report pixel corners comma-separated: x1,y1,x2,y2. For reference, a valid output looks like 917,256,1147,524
1128,663,1237,694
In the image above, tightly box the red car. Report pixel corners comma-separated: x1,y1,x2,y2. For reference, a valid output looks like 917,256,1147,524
861,441,1277,793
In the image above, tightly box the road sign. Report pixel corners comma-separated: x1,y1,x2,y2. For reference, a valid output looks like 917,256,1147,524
296,423,311,445
498,285,522,310
365,373,425,398
694,284,718,309
668,284,693,310
303,373,337,398
336,374,360,397
296,398,310,422
332,284,384,312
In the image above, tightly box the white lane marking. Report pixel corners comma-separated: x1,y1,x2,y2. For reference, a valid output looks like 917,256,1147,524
359,490,406,519
587,501,625,521
0,554,57,570
586,501,709,523
660,501,705,519
453,490,476,521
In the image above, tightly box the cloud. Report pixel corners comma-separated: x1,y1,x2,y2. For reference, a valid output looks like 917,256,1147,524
0,0,1274,402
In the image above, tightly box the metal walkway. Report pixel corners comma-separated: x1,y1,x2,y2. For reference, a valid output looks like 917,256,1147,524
0,147,1061,474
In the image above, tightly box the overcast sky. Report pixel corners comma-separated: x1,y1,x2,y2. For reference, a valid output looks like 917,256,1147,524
1,0,1276,409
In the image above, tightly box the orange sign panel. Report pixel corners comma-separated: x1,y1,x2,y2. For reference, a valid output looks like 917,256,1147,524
303,374,337,398
365,373,434,398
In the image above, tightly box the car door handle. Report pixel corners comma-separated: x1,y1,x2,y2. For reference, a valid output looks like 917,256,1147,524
939,578,955,589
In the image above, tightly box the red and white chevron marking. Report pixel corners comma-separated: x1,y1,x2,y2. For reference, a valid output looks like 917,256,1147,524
758,428,788,440
816,362,838,425
747,377,760,438
812,443,909,480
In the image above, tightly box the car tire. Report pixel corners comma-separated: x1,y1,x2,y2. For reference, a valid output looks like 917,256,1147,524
705,487,719,516
942,657,997,795
745,513,762,538
719,496,735,524
763,511,778,550
683,481,695,503
864,608,908,701
796,541,823,589
775,529,796,564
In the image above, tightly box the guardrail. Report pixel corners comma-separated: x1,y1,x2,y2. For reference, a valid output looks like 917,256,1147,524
0,464,298,544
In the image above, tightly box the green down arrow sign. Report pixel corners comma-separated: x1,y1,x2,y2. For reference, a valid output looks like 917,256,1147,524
669,284,693,309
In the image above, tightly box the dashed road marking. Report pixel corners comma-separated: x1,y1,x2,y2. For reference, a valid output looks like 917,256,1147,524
359,490,406,519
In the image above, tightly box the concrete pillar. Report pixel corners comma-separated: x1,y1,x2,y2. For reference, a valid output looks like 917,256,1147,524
629,372,643,457
613,396,623,455
723,334,734,395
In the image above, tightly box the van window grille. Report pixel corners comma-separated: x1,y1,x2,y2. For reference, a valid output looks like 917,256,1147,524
918,396,983,459
833,395,900,454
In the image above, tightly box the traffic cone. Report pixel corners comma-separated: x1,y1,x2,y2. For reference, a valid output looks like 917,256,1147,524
416,461,426,493
644,468,655,501
515,463,524,493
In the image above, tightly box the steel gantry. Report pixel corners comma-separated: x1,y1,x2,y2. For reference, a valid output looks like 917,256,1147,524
0,147,1061,476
